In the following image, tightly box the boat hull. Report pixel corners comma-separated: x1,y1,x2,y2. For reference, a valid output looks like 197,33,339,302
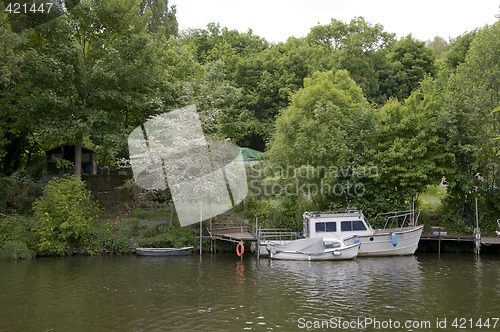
345,226,424,256
135,247,194,256
270,243,359,261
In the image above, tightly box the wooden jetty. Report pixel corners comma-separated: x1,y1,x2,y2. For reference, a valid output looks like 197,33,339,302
207,214,256,253
420,233,500,245
210,225,256,242
419,227,500,254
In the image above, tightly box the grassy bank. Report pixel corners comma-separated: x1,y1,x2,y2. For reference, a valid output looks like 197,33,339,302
0,206,200,260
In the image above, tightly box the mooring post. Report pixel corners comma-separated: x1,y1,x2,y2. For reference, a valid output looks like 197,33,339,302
438,226,441,256
199,200,203,257
474,197,481,256
256,217,260,260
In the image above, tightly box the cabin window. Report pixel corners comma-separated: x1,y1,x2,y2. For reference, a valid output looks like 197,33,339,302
315,222,336,232
341,221,351,231
353,220,367,231
341,220,367,231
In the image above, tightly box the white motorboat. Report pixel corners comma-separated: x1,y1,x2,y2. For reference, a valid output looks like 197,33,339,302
258,209,423,257
266,237,360,261
302,209,423,256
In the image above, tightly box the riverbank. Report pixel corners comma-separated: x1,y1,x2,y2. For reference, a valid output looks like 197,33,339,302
2,196,500,259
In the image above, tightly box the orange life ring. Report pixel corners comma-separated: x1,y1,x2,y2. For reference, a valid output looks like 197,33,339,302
236,242,244,256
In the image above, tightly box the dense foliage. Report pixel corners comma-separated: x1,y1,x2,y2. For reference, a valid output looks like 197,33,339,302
33,175,100,255
1,0,500,242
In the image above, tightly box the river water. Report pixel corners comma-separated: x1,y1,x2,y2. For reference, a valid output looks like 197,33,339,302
0,253,499,331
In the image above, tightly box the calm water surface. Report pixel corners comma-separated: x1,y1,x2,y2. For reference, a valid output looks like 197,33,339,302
0,253,499,331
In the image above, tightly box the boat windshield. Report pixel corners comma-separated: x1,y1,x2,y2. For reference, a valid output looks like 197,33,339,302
324,241,341,249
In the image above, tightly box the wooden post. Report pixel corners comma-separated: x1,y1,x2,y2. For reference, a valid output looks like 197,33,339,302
210,217,213,253
474,197,481,256
199,200,203,256
74,138,82,178
169,204,175,226
256,217,260,260
438,226,441,256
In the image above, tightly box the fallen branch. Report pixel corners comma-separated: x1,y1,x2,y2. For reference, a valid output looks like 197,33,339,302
0,212,34,225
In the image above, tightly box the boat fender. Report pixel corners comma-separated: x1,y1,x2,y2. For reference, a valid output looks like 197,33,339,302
391,232,397,247
354,236,360,244
236,242,245,257
332,251,342,256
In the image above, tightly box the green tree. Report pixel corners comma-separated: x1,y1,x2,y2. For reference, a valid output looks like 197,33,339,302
427,36,451,59
140,0,178,37
15,0,166,176
430,22,500,233
367,88,453,206
267,70,372,207
33,175,100,255
306,17,395,104
182,24,275,149
268,70,369,168
439,31,477,71
379,35,436,101
0,7,29,175
444,22,500,196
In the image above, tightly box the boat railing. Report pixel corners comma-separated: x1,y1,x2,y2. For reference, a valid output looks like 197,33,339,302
255,227,301,259
256,227,300,241
375,210,422,229
303,208,363,219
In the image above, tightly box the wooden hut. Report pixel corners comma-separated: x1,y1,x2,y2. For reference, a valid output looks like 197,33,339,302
45,144,98,175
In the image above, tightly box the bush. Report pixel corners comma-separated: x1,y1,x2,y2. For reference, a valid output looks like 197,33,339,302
439,187,500,235
33,175,100,255
252,195,316,231
0,172,42,214
0,240,34,260
138,225,195,248
87,220,131,254
0,219,31,245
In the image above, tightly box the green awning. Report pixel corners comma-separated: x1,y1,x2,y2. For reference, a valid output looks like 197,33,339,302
240,147,263,162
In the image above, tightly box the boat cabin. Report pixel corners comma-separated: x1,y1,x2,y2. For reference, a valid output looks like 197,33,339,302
303,210,374,239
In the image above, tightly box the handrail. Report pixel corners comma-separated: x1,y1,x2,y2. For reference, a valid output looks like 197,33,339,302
376,209,422,229
256,227,299,241
303,209,362,218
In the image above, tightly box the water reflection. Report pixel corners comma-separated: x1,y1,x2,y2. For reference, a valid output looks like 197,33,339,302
264,256,423,322
235,261,245,286
0,254,499,331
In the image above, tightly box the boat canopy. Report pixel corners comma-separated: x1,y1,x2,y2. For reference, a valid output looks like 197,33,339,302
269,238,326,255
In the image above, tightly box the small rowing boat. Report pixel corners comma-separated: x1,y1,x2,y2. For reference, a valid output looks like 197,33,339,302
135,247,194,256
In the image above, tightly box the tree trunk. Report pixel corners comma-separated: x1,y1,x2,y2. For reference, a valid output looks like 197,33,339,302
74,137,82,178
169,203,175,226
